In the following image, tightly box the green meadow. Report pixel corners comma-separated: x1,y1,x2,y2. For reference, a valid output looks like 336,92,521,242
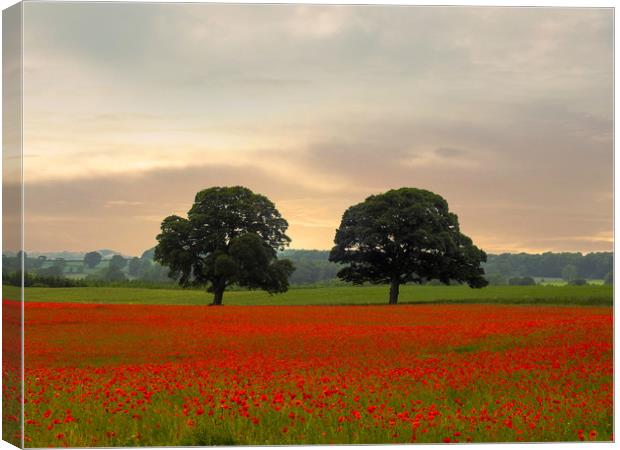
5,283,612,307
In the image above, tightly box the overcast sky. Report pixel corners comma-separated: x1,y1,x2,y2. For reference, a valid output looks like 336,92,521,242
20,3,612,256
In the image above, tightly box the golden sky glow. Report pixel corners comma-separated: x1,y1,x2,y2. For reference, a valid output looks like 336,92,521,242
20,4,613,256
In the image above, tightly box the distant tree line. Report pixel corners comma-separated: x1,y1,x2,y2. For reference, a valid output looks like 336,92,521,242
483,252,612,284
2,249,176,287
2,271,186,289
3,270,87,288
280,250,341,285
281,250,613,286
2,249,613,289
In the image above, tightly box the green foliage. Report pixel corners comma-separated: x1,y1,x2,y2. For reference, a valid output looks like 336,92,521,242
3,249,612,289
281,250,340,285
87,266,127,282
136,259,173,282
484,252,612,279
83,251,102,269
141,248,156,260
37,264,65,277
128,257,141,277
485,273,507,285
569,278,588,286
3,270,88,287
181,427,237,446
109,255,127,270
10,284,612,307
561,264,578,282
508,276,536,286
33,256,47,270
104,266,127,282
604,271,613,285
154,186,294,304
330,188,487,304
3,251,178,287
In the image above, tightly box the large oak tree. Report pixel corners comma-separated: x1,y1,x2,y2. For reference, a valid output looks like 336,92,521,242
154,186,294,305
329,188,488,304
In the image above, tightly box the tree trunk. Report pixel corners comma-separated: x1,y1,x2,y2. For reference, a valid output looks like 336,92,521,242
389,276,400,305
211,280,225,306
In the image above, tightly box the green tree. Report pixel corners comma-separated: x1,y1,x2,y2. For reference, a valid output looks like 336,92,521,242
128,257,141,277
140,261,174,283
101,266,126,282
485,273,507,285
561,264,578,282
32,255,47,270
604,271,613,285
154,186,295,305
83,251,102,269
38,265,64,278
16,251,27,265
508,276,536,286
329,188,488,304
109,255,127,270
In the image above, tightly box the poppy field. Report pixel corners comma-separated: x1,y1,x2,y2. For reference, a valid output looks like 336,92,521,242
10,300,614,446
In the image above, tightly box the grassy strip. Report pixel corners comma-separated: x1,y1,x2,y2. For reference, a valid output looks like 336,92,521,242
3,284,612,306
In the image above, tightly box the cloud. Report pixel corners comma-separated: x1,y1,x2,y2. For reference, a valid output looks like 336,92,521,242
435,147,467,158
21,163,348,254
19,4,612,254
104,200,145,208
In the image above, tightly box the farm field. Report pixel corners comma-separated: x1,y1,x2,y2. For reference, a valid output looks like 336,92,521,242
7,295,613,446
5,283,613,306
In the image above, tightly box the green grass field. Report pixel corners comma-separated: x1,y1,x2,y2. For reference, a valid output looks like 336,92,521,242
4,283,612,306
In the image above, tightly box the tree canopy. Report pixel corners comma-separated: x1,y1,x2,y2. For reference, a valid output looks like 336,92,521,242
128,257,141,277
329,187,488,304
483,252,611,280
109,255,127,270
154,186,294,305
561,264,578,282
83,251,102,268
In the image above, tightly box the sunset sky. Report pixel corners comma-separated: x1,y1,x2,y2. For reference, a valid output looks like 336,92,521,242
20,3,612,256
